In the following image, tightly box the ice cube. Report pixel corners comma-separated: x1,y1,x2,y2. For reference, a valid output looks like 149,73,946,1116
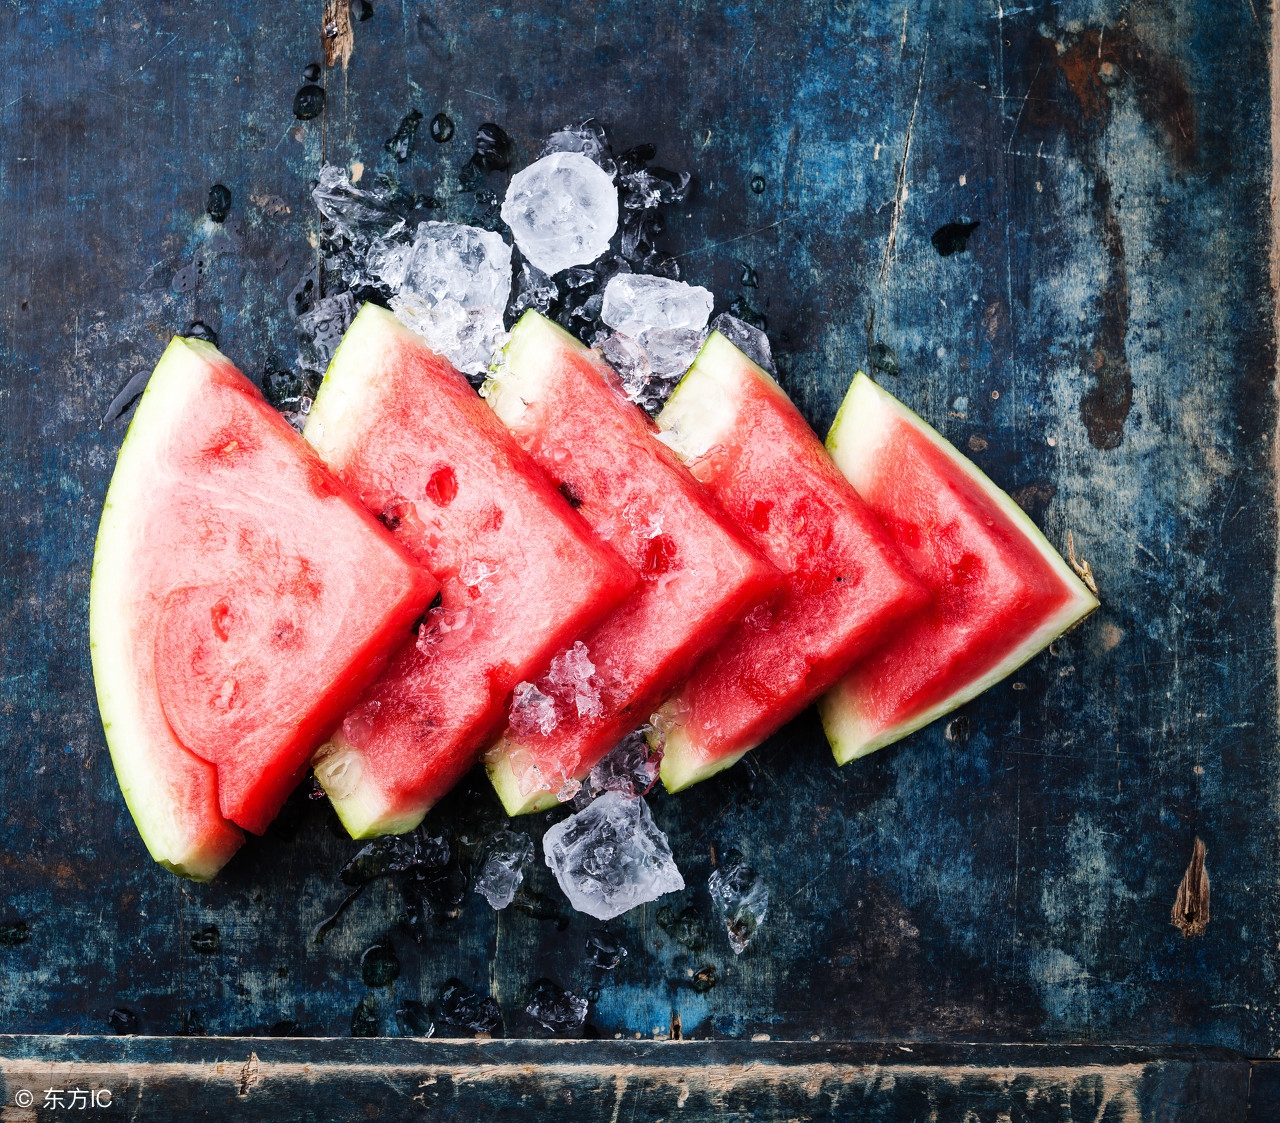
545,640,602,719
473,829,534,909
509,682,558,737
501,152,619,276
599,332,652,397
711,312,776,376
525,978,589,1033
601,274,713,335
707,852,769,954
634,326,706,378
539,120,617,179
401,221,512,310
573,727,663,809
542,791,684,920
584,931,627,970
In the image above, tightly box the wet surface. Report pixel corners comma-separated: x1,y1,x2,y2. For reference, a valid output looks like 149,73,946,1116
0,0,1274,1053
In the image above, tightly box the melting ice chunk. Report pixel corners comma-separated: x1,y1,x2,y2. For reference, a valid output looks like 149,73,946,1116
473,829,534,910
710,312,776,376
501,152,619,276
573,727,663,809
601,274,713,335
707,852,769,954
389,221,513,377
539,120,617,178
543,791,684,920
509,682,558,737
546,640,602,719
416,606,475,658
598,275,713,412
524,978,589,1033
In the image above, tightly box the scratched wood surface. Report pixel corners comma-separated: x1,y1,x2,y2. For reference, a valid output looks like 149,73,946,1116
0,0,1276,1072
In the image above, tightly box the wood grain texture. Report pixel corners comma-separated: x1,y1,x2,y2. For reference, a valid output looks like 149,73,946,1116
0,0,1275,1062
0,1039,1257,1121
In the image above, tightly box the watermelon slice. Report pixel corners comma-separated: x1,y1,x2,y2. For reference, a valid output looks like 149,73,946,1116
303,305,637,837
652,333,929,791
90,336,437,876
819,373,1099,762
481,312,781,814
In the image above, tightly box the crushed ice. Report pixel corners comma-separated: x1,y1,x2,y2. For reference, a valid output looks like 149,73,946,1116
542,791,684,920
525,978,589,1034
572,727,663,810
707,852,769,954
509,682,559,737
546,641,603,719
472,829,534,909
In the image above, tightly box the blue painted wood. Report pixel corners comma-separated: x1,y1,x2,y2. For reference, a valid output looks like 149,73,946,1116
0,0,1274,1059
0,1038,1257,1121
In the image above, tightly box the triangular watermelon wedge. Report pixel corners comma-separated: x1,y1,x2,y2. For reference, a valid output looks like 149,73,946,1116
653,333,929,791
303,305,636,837
481,312,781,815
91,336,437,873
819,372,1099,762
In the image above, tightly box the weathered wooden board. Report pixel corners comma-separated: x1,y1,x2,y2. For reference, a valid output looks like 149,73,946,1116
0,1039,1261,1121
0,0,1275,1079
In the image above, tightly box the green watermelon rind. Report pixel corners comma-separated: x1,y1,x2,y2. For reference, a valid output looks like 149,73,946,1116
89,336,244,881
486,750,562,817
652,330,780,793
819,371,1100,765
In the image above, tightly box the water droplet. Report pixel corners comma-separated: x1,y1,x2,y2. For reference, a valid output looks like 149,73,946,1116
690,964,718,993
430,112,454,143
739,262,759,287
302,62,321,84
206,184,231,223
190,924,221,954
351,997,379,1037
108,1008,139,1035
361,943,401,987
184,321,218,347
474,122,512,171
352,0,373,20
750,175,766,194
869,341,899,376
293,84,326,121
0,920,29,946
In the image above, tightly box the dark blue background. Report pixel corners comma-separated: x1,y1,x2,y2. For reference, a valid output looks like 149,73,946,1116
0,0,1274,1050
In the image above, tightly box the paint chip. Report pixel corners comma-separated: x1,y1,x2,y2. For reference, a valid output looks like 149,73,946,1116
1171,837,1210,938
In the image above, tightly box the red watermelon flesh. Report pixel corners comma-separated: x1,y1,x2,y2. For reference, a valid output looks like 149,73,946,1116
90,336,437,874
303,305,637,837
819,373,1099,761
481,312,782,815
653,333,929,791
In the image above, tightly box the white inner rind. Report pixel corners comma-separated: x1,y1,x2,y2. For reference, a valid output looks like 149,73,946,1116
89,337,244,880
819,372,1099,764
